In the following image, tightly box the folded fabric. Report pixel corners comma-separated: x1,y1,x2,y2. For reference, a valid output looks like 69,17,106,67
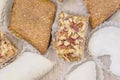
88,26,120,76
0,52,54,80
0,0,7,24
65,61,96,80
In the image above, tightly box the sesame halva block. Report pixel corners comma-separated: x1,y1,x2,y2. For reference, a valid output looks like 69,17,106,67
9,0,56,54
85,0,120,29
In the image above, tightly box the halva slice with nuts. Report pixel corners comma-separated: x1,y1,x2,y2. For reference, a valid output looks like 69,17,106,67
0,32,17,64
53,12,87,62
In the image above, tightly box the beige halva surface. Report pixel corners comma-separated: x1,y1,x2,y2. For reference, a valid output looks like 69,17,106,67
0,0,120,80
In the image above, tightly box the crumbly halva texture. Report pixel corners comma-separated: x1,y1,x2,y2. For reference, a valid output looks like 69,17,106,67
85,0,120,29
53,12,87,62
0,32,17,64
58,0,63,3
9,0,56,54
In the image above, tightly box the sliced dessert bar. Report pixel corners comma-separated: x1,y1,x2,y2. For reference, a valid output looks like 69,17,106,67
53,12,87,62
0,32,17,64
9,0,56,54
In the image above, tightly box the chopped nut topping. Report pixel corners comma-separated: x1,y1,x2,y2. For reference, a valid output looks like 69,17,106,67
0,32,17,63
53,12,87,62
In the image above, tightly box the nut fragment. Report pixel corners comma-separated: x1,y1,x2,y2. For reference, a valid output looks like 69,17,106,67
53,12,87,62
64,41,70,46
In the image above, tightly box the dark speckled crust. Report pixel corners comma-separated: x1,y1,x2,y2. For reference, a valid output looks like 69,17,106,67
9,0,56,54
85,0,120,29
